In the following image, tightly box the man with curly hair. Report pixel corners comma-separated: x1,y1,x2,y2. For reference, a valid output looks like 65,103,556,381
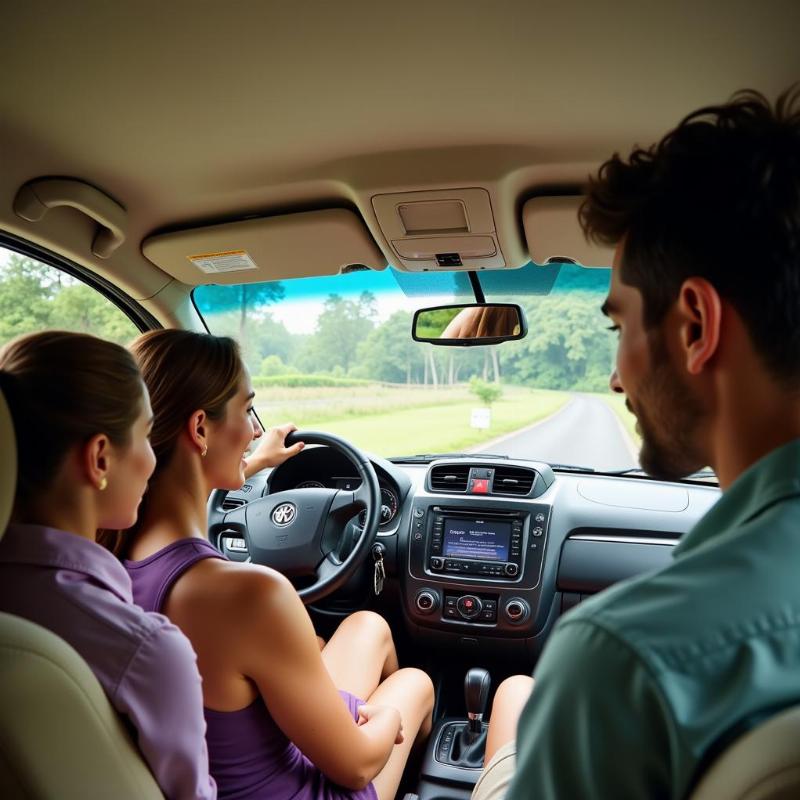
502,87,800,800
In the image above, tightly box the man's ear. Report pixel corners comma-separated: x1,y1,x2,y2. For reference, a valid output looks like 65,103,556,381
83,433,111,490
186,409,208,455
677,278,722,376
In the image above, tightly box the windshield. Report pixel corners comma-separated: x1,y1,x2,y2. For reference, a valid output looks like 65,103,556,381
194,262,641,471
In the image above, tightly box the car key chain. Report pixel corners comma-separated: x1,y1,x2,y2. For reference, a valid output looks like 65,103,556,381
372,543,386,596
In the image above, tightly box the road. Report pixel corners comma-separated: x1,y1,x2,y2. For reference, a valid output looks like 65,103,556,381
469,394,639,471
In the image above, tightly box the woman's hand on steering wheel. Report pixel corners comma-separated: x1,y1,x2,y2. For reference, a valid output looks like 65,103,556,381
244,422,305,478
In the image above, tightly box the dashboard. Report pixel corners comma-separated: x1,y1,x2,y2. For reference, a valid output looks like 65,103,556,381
217,445,720,664
265,445,410,533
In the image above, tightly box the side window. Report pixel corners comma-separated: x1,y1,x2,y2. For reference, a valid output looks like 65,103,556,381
0,245,139,346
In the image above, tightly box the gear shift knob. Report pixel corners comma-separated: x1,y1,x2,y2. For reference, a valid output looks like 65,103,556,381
465,668,491,733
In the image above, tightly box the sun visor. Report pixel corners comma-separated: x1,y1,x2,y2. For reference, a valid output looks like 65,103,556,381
142,208,387,285
522,196,614,268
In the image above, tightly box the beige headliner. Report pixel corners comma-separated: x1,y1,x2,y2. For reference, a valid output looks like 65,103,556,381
1,1,798,322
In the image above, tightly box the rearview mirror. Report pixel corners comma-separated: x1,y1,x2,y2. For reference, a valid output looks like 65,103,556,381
412,303,527,346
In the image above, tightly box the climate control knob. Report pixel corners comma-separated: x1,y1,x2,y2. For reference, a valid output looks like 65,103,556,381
456,595,483,619
415,590,439,615
504,598,530,624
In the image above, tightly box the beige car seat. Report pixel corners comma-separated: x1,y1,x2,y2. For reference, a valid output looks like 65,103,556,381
688,705,800,800
0,386,163,799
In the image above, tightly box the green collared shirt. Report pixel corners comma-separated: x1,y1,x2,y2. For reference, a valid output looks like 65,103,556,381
507,439,800,800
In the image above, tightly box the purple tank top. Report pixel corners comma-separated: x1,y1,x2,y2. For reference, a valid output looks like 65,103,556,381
124,539,378,800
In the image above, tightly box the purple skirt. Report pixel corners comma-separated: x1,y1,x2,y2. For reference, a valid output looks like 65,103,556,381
204,690,379,800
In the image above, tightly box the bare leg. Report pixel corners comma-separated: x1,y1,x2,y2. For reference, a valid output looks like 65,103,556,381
367,668,435,800
484,675,534,764
320,611,400,700
316,635,326,651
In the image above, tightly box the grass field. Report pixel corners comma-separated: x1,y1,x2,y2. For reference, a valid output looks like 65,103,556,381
254,384,569,457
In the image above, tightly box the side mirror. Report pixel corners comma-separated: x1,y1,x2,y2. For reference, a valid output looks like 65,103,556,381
412,303,527,346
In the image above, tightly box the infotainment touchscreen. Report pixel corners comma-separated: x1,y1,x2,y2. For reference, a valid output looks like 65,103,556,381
442,517,511,562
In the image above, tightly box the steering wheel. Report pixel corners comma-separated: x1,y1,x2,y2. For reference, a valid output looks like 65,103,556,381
207,431,381,604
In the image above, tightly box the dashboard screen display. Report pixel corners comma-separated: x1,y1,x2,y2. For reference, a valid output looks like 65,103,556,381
442,518,510,562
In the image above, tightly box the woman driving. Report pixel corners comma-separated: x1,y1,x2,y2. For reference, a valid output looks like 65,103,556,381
111,329,434,800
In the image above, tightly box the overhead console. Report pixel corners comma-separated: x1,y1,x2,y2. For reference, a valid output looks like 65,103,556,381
371,188,507,272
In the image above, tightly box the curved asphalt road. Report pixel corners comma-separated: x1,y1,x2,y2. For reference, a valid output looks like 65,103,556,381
469,394,639,472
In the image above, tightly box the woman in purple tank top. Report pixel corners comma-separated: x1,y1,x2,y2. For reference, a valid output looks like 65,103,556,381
104,329,434,800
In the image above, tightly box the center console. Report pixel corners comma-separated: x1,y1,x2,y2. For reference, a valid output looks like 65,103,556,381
405,496,551,642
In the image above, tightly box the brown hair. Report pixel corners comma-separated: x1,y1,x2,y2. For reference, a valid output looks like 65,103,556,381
99,329,244,555
0,331,143,515
475,306,520,338
580,85,800,385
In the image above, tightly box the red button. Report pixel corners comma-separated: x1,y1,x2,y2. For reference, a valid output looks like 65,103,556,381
471,479,489,494
464,599,474,608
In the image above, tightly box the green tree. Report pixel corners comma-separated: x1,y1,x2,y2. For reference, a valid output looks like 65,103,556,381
414,307,462,339
196,282,285,340
0,255,53,343
353,310,425,383
0,254,137,346
49,284,137,344
469,376,502,406
297,292,377,374
201,310,297,376
260,354,289,376
501,293,613,391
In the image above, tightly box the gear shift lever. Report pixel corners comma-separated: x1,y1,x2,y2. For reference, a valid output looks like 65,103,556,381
465,667,491,734
438,667,491,769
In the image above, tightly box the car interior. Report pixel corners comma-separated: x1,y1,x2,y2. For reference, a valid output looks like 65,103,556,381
2,2,800,798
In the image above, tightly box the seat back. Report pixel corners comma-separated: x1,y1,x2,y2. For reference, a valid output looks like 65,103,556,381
689,705,800,800
0,386,163,799
0,612,164,799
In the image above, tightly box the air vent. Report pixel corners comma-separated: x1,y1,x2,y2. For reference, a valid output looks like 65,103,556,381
221,496,247,511
493,467,536,497
429,465,470,493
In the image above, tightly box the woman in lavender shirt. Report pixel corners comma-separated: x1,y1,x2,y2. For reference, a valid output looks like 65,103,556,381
111,330,435,800
0,331,216,799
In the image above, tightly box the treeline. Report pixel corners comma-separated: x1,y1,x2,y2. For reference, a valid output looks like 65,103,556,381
0,255,138,346
1,255,615,393
205,288,615,393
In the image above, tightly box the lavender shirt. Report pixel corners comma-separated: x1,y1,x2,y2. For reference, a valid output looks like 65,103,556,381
0,524,216,800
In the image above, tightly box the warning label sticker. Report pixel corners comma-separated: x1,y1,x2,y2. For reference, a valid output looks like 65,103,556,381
188,250,258,274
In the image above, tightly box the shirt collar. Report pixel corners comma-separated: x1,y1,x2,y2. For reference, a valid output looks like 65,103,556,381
673,438,800,558
0,524,133,603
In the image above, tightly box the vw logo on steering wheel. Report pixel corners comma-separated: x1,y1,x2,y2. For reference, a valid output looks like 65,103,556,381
271,502,297,526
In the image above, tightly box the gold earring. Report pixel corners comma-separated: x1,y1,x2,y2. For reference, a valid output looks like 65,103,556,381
98,477,108,491
201,446,208,457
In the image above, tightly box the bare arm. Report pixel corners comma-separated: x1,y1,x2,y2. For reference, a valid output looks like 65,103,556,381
441,307,485,339
244,422,304,478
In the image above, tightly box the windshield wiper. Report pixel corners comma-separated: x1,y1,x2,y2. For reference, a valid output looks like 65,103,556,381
602,468,718,483
389,454,596,472
389,453,511,463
